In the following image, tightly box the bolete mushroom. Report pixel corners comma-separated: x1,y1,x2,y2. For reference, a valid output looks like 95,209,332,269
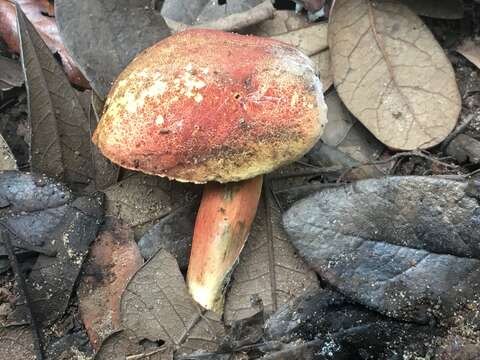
93,29,327,312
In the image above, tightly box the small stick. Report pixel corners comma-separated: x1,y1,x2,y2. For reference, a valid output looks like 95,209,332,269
441,113,476,152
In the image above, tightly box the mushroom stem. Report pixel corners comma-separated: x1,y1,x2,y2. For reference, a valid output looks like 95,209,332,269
187,175,263,312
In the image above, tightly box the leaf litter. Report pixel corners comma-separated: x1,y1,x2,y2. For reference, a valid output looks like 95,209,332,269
1,0,480,359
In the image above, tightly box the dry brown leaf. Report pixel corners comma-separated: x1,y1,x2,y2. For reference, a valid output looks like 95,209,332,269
78,218,143,351
0,0,88,87
329,0,461,150
457,39,480,71
224,191,319,322
0,134,17,170
0,55,23,90
251,10,332,91
0,326,36,360
104,174,199,239
120,250,225,357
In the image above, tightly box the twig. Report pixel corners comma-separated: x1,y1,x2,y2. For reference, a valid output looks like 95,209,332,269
268,166,344,180
441,113,476,152
1,231,44,360
126,346,168,360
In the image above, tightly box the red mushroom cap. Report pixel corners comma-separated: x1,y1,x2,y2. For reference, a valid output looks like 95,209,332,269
93,29,327,183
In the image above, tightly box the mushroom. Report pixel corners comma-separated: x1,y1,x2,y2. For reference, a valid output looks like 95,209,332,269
93,29,327,312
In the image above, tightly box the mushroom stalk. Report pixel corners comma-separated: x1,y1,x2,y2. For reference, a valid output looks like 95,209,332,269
187,176,263,312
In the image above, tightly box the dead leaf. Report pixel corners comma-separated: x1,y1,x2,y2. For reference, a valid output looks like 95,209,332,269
161,0,274,33
457,39,480,71
0,171,73,260
9,193,105,325
0,0,88,87
329,0,461,150
0,326,36,360
78,218,143,351
104,174,199,240
307,91,386,180
16,5,95,190
224,191,319,322
120,250,224,356
251,10,332,91
96,329,173,360
0,55,23,91
55,0,171,99
400,0,464,19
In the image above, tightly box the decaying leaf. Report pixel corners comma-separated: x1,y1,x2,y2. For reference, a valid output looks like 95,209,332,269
0,55,23,91
400,0,464,19
284,176,480,323
104,174,199,239
161,0,274,33
224,191,319,322
55,0,171,99
0,0,87,87
0,171,73,261
78,218,143,351
119,250,224,356
96,329,173,360
457,39,480,71
0,326,36,360
16,5,95,189
329,0,461,150
138,199,199,271
251,10,332,91
306,91,385,180
9,193,105,325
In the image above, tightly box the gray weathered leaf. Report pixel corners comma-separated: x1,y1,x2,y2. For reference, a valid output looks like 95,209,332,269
400,0,464,19
329,0,461,150
224,192,319,322
284,177,480,323
307,91,385,180
104,174,199,239
251,10,332,91
120,250,224,356
0,326,36,360
55,0,171,99
0,55,23,91
138,199,199,271
161,0,274,32
9,193,105,325
16,5,94,188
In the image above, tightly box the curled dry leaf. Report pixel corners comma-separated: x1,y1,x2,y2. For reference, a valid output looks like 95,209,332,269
161,0,274,33
78,218,143,351
251,10,332,91
457,39,480,71
329,0,461,150
16,5,95,190
0,0,88,87
119,250,224,357
224,191,318,323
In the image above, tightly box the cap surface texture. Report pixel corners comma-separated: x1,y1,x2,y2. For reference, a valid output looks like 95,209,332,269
93,29,327,183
